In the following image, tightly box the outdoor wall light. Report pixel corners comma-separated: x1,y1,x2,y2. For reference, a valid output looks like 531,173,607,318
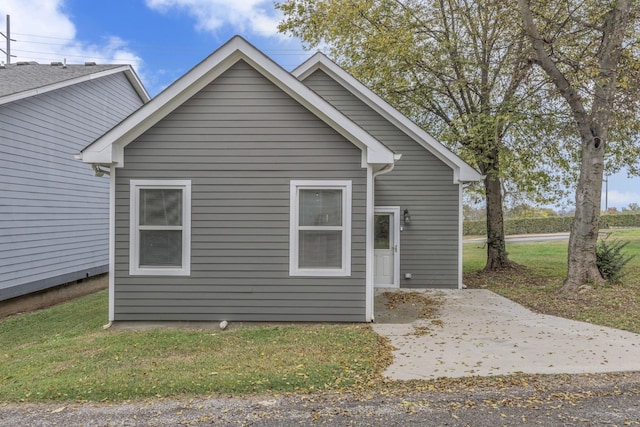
403,209,411,225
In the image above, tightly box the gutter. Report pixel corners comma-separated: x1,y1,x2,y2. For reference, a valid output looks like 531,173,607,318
373,153,402,178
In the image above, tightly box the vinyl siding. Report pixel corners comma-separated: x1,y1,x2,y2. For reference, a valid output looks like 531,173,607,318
0,72,145,300
302,70,460,288
114,60,368,322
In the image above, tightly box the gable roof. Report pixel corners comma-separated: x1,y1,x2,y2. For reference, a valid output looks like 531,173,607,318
79,36,395,167
293,53,482,183
0,62,150,105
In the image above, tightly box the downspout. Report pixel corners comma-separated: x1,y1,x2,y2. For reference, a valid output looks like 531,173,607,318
88,163,114,329
458,180,476,290
366,154,402,322
458,180,465,290
74,155,115,327
105,164,116,329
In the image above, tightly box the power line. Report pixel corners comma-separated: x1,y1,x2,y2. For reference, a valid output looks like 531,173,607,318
6,26,315,67
10,30,314,54
10,39,71,47
11,31,76,41
12,48,142,63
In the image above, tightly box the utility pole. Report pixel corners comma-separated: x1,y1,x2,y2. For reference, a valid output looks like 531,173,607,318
605,176,609,212
1,15,17,64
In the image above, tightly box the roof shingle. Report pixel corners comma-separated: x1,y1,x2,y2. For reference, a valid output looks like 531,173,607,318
0,62,124,98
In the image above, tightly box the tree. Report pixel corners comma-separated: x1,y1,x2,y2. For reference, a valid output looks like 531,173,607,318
624,203,640,213
278,0,560,270
505,203,559,219
519,0,639,291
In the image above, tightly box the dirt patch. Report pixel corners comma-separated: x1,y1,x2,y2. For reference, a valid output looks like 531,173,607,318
464,265,553,289
0,274,108,319
374,290,443,324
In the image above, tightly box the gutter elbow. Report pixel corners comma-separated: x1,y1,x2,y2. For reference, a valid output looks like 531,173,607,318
92,164,111,177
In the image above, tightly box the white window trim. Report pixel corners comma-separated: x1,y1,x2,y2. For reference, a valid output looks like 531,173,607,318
289,180,352,277
129,179,191,276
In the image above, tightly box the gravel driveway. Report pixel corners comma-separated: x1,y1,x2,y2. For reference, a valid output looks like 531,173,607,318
1,373,639,426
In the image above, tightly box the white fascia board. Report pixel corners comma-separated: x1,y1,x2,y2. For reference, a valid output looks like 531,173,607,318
293,53,482,183
122,67,151,103
82,37,395,167
0,66,141,106
81,50,243,164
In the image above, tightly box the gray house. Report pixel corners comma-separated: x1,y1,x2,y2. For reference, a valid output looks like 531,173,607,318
0,61,149,301
79,37,481,323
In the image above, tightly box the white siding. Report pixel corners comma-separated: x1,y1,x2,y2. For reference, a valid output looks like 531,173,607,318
0,72,145,300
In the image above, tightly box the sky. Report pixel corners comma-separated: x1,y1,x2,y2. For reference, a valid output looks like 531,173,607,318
1,0,638,210
0,0,312,96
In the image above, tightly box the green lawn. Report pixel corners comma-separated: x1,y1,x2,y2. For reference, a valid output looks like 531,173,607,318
464,237,569,277
464,228,640,333
0,292,389,402
2,228,639,403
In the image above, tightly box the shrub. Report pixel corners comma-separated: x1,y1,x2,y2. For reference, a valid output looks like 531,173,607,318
596,237,635,283
602,213,640,228
463,213,640,236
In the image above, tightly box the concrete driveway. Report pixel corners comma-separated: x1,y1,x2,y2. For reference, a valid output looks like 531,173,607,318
372,289,640,380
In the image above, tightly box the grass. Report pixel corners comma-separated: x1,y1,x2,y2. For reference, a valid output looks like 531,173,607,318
2,228,639,403
0,291,390,402
464,228,640,334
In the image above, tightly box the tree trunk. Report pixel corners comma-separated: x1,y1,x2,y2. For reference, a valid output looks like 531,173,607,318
563,134,606,291
518,0,630,292
484,172,510,270
479,148,511,271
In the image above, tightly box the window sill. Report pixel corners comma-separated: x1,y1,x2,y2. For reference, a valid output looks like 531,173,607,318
129,267,191,276
290,268,351,277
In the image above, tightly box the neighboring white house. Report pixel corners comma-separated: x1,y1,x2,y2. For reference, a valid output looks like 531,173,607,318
0,61,149,301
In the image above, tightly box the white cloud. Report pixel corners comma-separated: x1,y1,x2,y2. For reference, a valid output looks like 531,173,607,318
605,190,640,208
145,0,282,37
0,0,143,68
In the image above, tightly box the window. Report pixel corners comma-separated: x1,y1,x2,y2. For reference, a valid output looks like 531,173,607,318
130,180,191,276
290,180,351,276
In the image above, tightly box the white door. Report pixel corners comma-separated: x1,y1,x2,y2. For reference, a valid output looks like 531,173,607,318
374,207,400,287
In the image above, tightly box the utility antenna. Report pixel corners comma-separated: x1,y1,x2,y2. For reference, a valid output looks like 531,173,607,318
0,15,17,64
